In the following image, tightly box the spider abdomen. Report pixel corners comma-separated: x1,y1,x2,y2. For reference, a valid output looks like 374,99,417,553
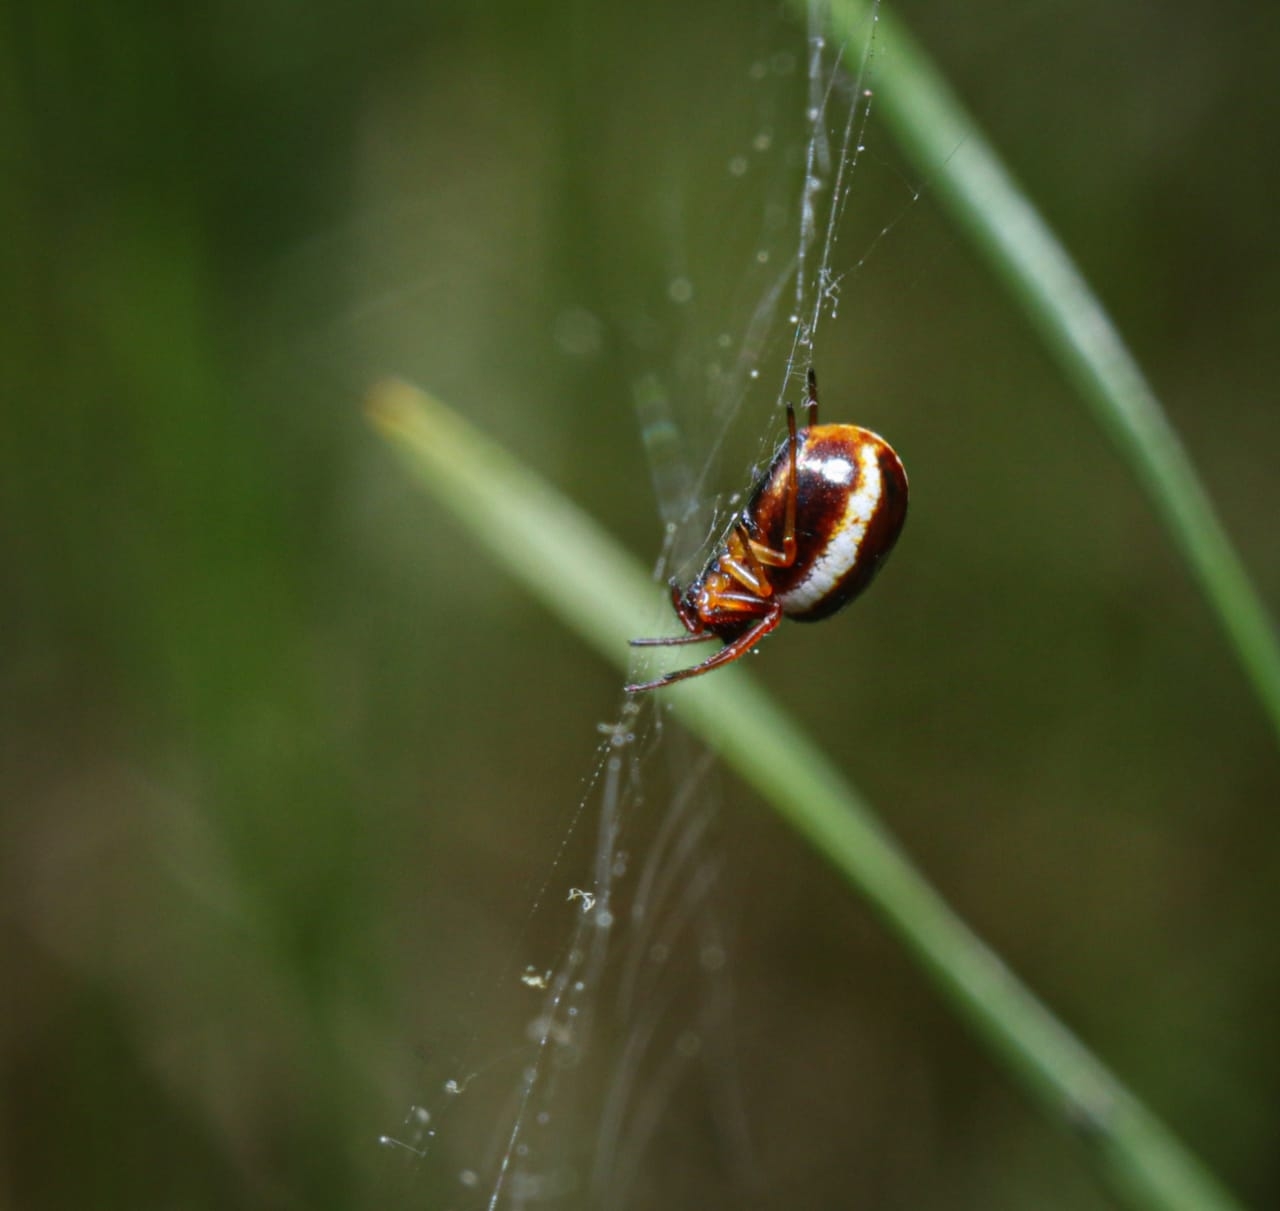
743,424,908,622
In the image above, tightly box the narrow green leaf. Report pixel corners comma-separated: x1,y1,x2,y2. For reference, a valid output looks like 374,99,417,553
820,0,1280,745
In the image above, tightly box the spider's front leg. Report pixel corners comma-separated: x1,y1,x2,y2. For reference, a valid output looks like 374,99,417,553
629,579,717,648
624,600,783,692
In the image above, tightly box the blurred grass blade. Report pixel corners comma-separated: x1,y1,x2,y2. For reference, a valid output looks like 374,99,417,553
820,0,1280,744
368,379,1244,1211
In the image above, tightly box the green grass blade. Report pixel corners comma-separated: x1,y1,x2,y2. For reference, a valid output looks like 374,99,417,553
368,379,1246,1211
821,0,1280,744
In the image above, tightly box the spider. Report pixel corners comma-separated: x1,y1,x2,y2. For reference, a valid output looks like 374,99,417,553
625,369,908,692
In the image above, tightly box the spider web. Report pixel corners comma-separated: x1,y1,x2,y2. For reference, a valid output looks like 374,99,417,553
378,4,913,1206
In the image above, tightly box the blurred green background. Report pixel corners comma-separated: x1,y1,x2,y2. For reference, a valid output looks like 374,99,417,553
4,1,1279,1208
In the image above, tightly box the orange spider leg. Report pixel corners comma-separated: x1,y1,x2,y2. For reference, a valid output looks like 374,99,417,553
624,601,784,692
629,631,717,647
630,579,718,647
745,402,798,569
699,587,774,614
720,525,772,595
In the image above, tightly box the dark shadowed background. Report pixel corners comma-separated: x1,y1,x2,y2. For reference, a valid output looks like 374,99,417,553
4,2,1279,1208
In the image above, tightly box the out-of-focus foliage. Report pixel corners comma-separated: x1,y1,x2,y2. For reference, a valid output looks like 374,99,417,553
3,2,1278,1209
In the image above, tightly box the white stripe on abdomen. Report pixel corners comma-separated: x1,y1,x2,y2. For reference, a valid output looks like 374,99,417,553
777,443,883,614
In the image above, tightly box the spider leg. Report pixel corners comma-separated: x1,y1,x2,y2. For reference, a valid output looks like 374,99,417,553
806,366,819,427
667,577,702,633
745,402,798,569
629,578,715,647
703,589,775,610
629,632,717,648
631,577,768,647
624,603,783,692
721,525,771,594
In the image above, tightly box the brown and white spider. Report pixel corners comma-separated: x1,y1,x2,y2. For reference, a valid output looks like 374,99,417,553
626,369,908,692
